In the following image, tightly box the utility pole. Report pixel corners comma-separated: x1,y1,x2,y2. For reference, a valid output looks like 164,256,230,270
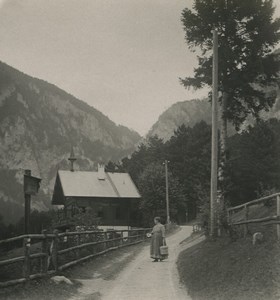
164,160,170,224
210,29,219,237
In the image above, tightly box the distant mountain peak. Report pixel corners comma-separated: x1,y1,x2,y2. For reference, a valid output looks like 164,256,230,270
147,98,211,141
148,89,280,141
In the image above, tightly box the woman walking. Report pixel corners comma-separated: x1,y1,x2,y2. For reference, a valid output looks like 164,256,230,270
150,217,166,262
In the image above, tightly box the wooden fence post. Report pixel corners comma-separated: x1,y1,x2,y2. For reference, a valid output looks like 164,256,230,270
277,195,280,240
114,231,117,247
64,229,69,254
23,237,31,281
41,230,48,274
227,210,230,225
90,232,94,254
119,231,123,247
104,232,108,250
76,233,80,259
244,205,249,237
128,230,131,244
52,229,59,272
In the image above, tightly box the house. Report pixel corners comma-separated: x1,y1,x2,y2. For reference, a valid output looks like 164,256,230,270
51,151,141,230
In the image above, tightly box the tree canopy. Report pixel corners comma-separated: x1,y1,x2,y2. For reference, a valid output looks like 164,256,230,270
137,162,186,225
181,0,280,128
106,119,280,225
108,122,212,224
225,118,280,205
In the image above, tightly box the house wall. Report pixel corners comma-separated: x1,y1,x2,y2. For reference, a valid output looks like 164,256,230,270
65,197,139,227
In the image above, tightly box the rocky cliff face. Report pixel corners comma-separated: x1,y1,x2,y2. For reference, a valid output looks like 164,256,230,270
0,62,141,223
147,99,212,141
148,91,280,142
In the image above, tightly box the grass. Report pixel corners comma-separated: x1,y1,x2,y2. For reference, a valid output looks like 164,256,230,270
177,225,280,300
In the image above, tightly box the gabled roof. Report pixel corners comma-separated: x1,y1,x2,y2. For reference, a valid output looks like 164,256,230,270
52,170,141,205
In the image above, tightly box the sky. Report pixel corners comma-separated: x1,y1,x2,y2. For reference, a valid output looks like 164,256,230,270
0,0,279,136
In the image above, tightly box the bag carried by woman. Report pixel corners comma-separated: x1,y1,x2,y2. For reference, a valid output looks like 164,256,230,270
160,238,168,258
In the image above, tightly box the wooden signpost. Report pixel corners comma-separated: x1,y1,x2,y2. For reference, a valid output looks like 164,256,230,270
24,169,41,234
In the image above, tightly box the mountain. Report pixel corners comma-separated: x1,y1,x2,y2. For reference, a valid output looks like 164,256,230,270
0,62,141,224
148,89,280,142
149,49,280,142
147,98,212,141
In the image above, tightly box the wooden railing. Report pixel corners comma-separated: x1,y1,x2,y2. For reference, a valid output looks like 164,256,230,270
227,192,280,238
0,228,151,288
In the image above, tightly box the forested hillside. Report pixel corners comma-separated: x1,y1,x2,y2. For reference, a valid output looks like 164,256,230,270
110,119,280,225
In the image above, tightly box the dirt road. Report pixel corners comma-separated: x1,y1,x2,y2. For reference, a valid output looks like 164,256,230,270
69,226,203,300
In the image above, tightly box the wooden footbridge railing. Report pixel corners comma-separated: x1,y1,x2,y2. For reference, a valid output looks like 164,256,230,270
0,228,151,288
227,192,280,238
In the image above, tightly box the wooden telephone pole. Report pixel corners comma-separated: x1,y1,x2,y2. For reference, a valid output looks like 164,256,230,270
164,160,170,224
210,29,219,237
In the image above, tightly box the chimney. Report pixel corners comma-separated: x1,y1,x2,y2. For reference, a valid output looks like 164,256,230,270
98,163,105,180
68,146,77,172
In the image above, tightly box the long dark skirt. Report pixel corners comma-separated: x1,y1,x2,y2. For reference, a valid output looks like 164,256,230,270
150,232,163,259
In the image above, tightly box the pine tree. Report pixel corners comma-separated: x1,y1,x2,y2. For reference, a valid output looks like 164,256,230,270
181,0,280,216
181,0,280,126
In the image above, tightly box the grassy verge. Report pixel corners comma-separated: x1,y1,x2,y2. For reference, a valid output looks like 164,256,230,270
177,227,280,300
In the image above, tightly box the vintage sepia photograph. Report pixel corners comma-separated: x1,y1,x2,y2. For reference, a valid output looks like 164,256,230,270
0,0,280,299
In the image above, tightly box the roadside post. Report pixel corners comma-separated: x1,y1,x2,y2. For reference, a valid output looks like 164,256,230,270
24,169,41,234
210,29,218,238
